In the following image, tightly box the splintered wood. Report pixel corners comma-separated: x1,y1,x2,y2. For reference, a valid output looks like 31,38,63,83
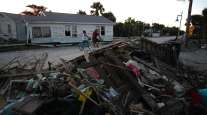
0,53,48,78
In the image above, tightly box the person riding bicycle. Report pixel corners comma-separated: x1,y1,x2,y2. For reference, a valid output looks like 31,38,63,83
80,30,90,50
92,29,100,48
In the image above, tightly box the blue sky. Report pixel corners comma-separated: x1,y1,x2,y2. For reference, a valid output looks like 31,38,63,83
0,0,206,30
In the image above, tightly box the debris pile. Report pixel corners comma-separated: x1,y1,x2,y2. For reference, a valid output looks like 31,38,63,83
0,41,207,115
0,52,49,76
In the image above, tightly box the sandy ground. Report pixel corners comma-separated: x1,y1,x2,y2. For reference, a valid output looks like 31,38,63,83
0,46,85,68
0,42,112,69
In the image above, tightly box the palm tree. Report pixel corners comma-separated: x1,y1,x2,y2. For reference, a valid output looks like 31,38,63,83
77,10,87,15
102,12,116,22
21,4,47,16
90,2,105,16
202,8,207,17
202,8,207,41
191,15,203,42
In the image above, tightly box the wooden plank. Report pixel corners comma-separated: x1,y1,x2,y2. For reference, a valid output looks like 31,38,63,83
0,70,57,78
132,56,162,75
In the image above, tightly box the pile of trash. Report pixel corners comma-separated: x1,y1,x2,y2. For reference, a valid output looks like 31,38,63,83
0,41,207,115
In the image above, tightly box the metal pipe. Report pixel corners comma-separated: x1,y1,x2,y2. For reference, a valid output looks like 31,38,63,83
177,11,183,37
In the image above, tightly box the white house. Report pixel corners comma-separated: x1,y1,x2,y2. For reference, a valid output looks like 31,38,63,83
0,12,114,44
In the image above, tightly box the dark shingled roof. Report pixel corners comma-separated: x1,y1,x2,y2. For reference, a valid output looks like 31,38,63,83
1,12,114,24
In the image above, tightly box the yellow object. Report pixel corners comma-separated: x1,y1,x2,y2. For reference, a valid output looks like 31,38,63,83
188,25,195,37
79,87,93,102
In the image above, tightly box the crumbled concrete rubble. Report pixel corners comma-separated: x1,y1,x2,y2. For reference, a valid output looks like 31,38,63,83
0,41,207,115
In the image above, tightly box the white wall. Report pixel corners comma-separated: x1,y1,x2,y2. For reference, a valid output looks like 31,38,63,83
0,13,17,40
104,25,113,41
29,23,113,43
76,24,114,42
77,25,95,38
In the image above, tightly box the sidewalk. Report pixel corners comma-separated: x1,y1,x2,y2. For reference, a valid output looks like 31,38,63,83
179,48,207,73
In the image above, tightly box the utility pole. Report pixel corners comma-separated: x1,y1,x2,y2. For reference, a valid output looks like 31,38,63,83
186,0,193,37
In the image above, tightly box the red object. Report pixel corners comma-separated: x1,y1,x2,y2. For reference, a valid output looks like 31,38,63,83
86,67,101,80
92,31,98,42
190,91,202,105
126,64,140,77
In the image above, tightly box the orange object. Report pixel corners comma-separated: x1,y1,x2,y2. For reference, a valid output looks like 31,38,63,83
188,24,195,37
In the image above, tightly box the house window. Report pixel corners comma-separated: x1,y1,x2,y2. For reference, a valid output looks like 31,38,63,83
72,25,77,37
65,25,71,36
101,26,105,36
8,24,11,34
42,27,51,37
32,27,51,38
32,27,42,38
